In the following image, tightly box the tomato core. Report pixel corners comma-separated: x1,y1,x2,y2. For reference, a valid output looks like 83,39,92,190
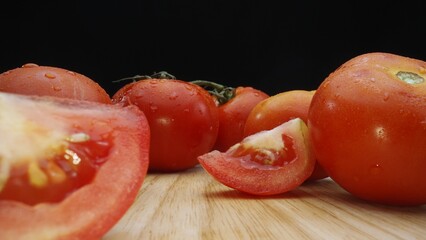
0,133,112,205
227,134,296,167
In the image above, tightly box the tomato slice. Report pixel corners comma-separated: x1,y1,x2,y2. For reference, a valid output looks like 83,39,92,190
198,118,314,195
0,92,150,239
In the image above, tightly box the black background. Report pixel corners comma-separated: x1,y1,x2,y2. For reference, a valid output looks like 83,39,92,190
1,1,425,96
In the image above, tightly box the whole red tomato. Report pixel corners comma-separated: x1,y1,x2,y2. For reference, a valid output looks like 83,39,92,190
244,90,328,181
112,73,219,172
0,63,111,103
308,52,426,206
0,91,150,239
191,80,269,151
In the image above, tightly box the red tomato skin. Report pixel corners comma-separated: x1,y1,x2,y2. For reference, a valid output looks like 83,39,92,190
214,87,269,151
244,90,314,136
113,79,219,172
0,93,150,239
308,52,426,206
244,90,328,181
199,118,315,195
0,63,111,104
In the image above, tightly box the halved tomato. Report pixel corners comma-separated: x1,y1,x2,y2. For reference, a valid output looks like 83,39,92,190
198,118,314,195
0,92,150,239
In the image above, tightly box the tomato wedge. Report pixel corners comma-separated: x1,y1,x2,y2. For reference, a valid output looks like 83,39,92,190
198,118,314,195
0,92,150,239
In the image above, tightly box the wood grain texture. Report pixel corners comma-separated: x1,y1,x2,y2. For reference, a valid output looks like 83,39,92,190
104,166,426,240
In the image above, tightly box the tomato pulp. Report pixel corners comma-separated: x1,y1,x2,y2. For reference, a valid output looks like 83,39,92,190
0,92,150,239
308,52,426,206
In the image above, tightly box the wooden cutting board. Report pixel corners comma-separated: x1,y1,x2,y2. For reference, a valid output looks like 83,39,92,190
103,166,426,240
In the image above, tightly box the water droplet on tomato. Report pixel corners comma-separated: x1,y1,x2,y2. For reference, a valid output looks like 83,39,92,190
169,92,178,100
383,92,390,101
421,120,426,131
67,71,76,76
353,78,361,83
1,70,11,75
22,63,39,68
183,108,190,113
44,73,56,79
185,86,196,96
374,126,386,140
157,117,171,126
150,105,158,112
322,80,330,89
369,163,382,175
52,86,62,91
325,100,336,110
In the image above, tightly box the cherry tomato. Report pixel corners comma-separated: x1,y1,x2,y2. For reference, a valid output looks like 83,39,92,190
0,91,150,239
244,90,328,181
0,63,111,103
198,118,315,195
191,80,269,151
112,73,219,172
308,52,426,206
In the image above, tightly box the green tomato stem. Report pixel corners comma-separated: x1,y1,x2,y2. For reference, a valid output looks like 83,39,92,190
191,80,236,105
113,71,176,83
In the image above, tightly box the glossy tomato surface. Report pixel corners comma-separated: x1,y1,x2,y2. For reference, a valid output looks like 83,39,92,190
199,118,315,195
0,92,150,239
308,52,426,206
244,90,328,181
113,79,219,172
214,86,269,151
0,63,111,103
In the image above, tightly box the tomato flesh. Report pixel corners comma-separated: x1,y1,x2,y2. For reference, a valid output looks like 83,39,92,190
0,135,111,205
198,118,314,195
228,134,296,168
